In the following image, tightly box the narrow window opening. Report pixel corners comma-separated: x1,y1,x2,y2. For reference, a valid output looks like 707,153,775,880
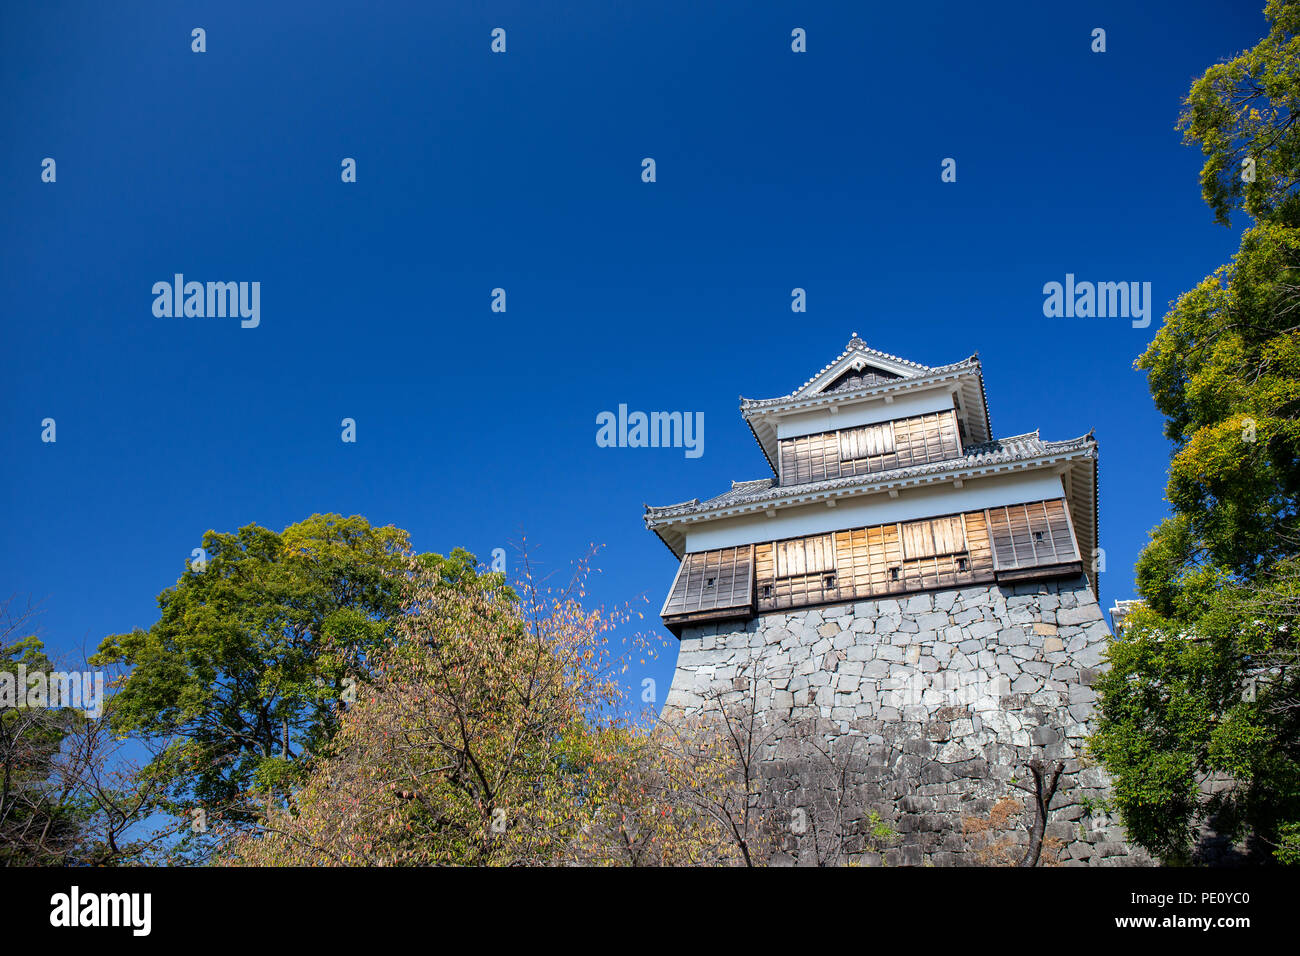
761,584,772,598
823,573,836,589
705,577,716,588
889,567,900,581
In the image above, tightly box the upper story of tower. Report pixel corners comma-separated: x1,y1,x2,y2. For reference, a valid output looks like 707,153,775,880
740,334,990,487
644,335,1101,635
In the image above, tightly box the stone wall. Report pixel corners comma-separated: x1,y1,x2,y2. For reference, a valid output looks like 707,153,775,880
661,575,1152,865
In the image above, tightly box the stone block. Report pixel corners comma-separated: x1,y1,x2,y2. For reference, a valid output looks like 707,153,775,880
863,660,891,679
1057,604,1103,626
1069,684,1096,705
1011,674,1040,693
1031,726,1061,746
917,611,951,631
905,594,934,614
999,627,1030,647
925,721,951,741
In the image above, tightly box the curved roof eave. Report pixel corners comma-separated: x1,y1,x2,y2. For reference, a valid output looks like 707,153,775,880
645,434,1098,555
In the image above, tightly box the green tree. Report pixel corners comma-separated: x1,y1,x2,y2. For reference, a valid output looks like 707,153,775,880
1,599,164,865
1134,222,1300,584
93,513,508,845
0,632,87,864
1179,0,1300,226
1092,0,1300,864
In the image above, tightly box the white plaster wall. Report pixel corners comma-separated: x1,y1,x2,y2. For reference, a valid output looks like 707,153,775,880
774,385,955,441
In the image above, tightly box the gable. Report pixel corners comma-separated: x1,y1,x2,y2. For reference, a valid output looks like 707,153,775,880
820,364,903,394
790,335,931,400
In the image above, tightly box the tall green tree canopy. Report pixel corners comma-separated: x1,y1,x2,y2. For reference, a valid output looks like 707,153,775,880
1180,0,1300,226
94,513,510,835
1093,0,1300,865
1135,220,1300,599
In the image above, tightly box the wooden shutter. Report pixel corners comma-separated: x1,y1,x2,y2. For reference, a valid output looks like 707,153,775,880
661,545,755,617
839,422,895,462
985,499,1079,571
838,429,859,461
869,422,896,456
901,521,931,559
893,410,961,467
775,534,834,577
932,515,965,554
901,515,967,559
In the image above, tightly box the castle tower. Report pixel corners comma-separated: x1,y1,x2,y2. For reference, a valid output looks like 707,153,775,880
644,335,1146,865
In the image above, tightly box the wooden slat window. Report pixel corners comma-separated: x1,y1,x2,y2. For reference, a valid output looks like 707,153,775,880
661,545,754,618
775,534,835,578
901,515,967,559
778,409,962,487
893,411,962,470
746,499,1077,616
985,500,1079,572
839,422,895,461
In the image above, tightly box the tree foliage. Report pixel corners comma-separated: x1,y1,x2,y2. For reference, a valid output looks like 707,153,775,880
92,514,506,847
1,600,167,865
1179,0,1300,226
1093,0,1300,864
220,554,641,865
1134,222,1300,586
219,587,895,866
1,629,87,864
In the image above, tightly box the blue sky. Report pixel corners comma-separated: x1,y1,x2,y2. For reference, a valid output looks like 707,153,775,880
0,1,1266,713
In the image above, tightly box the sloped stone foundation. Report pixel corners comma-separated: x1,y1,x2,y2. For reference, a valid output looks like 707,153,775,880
662,576,1152,865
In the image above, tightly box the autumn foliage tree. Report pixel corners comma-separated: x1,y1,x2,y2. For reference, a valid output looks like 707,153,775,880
221,551,639,865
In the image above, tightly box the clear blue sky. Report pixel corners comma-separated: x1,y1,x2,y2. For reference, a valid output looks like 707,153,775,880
0,1,1265,713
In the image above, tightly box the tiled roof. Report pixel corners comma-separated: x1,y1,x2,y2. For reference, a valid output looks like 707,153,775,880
740,355,982,411
645,431,1095,523
791,333,931,391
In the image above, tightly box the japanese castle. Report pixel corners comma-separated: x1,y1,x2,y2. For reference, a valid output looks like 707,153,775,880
638,334,1147,865
645,334,1099,633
